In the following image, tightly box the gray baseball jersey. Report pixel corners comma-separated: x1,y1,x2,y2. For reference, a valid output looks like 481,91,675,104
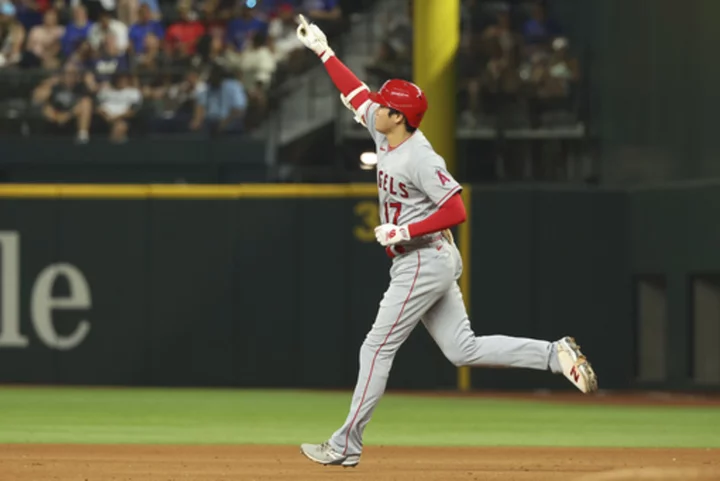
327,100,560,457
367,103,462,245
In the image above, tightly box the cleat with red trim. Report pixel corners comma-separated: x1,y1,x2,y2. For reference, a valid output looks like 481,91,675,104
556,337,598,394
300,441,360,467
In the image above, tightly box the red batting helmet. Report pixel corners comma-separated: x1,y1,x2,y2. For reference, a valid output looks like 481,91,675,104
368,79,428,128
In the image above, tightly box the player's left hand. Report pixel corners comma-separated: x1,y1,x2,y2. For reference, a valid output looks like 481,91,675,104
374,224,410,246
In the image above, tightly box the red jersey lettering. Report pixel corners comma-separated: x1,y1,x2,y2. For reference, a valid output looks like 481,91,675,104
437,170,452,186
398,182,409,199
389,178,398,195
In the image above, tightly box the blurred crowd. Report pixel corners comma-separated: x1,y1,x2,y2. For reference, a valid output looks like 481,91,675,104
366,0,581,130
0,0,345,142
0,0,582,144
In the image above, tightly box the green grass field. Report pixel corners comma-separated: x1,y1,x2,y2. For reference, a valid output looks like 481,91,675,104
2,388,719,448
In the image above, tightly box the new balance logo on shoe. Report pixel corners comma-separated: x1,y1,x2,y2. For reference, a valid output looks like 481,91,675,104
570,366,580,383
556,337,598,394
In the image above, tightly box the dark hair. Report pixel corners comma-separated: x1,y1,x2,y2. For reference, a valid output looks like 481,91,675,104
207,64,227,89
387,107,417,133
111,71,130,87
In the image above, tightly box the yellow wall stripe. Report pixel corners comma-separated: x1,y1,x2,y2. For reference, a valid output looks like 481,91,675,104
0,184,379,199
0,181,474,392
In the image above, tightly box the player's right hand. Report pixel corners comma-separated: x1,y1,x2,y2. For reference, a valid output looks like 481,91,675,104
375,224,411,247
296,14,333,58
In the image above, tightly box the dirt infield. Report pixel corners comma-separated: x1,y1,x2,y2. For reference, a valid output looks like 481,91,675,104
1,445,718,481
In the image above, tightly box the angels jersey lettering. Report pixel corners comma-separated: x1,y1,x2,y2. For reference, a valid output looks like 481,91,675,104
361,102,462,242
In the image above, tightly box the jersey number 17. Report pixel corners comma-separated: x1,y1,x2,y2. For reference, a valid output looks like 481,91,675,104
384,202,402,225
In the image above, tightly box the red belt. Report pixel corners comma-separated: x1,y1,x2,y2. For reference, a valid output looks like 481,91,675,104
385,234,445,259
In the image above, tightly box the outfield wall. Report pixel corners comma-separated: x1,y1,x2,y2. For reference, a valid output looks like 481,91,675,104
0,184,717,391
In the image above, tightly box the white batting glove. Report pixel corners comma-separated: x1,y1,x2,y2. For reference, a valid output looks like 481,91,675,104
296,14,334,60
374,224,411,246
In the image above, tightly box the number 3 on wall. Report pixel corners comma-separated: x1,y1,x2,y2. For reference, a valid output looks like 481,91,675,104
353,201,379,242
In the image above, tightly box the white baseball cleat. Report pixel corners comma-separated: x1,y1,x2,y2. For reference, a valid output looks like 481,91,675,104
556,336,598,394
300,441,360,468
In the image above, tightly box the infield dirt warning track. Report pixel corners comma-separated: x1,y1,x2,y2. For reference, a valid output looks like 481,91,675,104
1,445,719,481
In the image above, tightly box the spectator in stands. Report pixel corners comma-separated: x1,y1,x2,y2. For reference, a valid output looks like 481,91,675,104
14,0,57,31
522,2,561,47
128,3,163,54
482,8,521,61
65,34,92,69
117,0,135,25
525,36,579,127
478,37,522,124
145,67,198,132
139,0,160,18
165,2,205,60
90,35,129,86
201,1,229,41
457,34,487,127
190,63,246,135
546,37,580,92
23,7,63,69
133,31,166,101
88,8,129,54
117,0,160,26
300,0,342,38
95,71,141,142
268,2,303,66
228,29,275,124
202,0,234,24
134,31,163,74
0,2,25,67
61,5,91,59
461,0,494,38
300,0,340,24
231,30,275,90
197,34,228,70
36,63,92,142
72,0,116,22
226,4,266,52
258,0,296,18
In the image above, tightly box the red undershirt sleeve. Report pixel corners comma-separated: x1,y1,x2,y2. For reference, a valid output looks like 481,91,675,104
321,54,370,110
407,193,467,238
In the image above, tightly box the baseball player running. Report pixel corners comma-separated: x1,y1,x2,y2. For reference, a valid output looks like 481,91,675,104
295,15,598,468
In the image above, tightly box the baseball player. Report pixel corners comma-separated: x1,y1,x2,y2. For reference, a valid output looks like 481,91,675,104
295,15,598,468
